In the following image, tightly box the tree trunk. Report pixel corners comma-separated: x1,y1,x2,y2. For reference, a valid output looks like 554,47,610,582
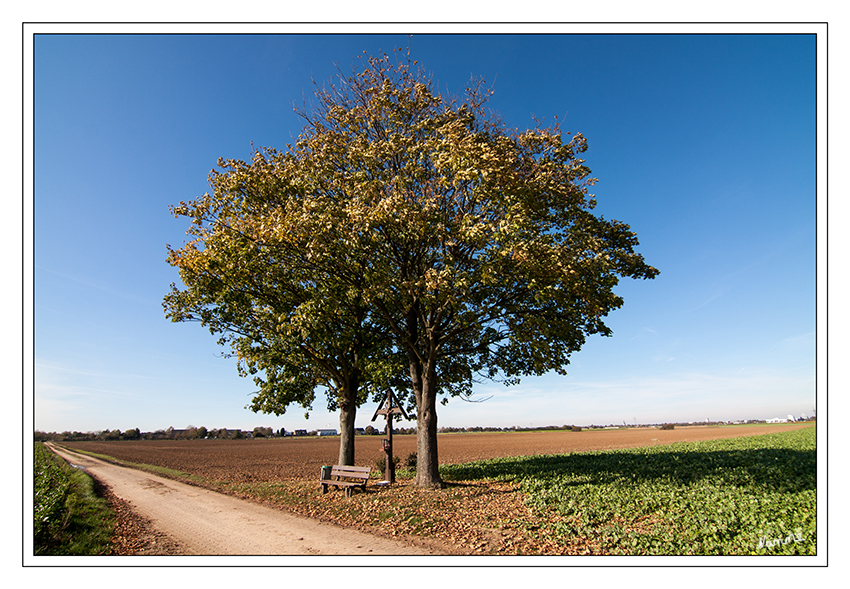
337,388,357,466
402,304,444,488
413,360,443,488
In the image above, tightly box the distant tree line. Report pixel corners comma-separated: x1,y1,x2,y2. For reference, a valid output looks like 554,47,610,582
35,417,812,443
33,425,284,442
34,424,568,441
362,425,416,436
437,424,584,433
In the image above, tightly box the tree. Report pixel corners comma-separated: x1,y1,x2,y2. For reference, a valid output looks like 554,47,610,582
275,51,658,487
166,49,657,487
99,429,122,441
181,426,199,440
165,141,404,465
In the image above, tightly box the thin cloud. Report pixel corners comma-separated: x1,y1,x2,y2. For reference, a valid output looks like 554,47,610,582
36,265,150,305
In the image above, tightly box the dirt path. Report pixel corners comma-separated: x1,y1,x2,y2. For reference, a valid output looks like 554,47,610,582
46,444,436,556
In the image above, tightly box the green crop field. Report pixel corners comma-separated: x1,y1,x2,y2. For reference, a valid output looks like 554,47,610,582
442,426,816,555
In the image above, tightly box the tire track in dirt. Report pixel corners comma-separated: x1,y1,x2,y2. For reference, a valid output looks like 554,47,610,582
46,443,437,556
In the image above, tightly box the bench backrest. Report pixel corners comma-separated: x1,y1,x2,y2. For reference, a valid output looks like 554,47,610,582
331,465,371,480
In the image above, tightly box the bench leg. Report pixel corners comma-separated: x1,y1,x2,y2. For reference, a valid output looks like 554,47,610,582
321,483,328,494
345,487,353,498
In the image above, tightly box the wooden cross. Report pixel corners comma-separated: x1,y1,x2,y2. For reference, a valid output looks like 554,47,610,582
371,389,409,483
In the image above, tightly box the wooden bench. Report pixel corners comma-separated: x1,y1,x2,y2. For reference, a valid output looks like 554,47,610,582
319,465,371,498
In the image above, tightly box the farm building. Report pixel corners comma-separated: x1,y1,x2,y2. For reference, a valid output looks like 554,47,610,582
317,429,338,436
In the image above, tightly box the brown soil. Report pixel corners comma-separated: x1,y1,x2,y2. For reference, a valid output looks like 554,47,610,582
61,424,811,482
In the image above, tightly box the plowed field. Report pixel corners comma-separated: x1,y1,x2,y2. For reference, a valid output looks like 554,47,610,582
60,424,810,482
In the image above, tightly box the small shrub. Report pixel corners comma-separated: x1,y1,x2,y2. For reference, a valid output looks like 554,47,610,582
406,452,417,469
375,454,400,474
660,423,675,430
571,425,582,432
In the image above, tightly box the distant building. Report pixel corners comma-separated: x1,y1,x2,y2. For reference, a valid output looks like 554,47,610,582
317,429,338,436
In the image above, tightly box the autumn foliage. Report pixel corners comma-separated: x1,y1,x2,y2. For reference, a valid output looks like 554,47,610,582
164,50,657,487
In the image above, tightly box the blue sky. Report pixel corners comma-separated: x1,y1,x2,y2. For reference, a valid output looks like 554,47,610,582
30,29,822,434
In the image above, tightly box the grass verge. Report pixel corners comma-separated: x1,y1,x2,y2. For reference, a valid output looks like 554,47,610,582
34,443,114,555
